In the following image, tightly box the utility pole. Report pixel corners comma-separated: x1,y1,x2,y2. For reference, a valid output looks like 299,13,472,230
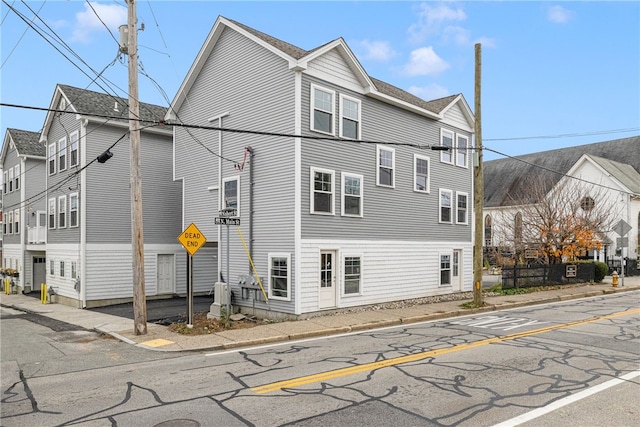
473,43,484,306
125,0,147,335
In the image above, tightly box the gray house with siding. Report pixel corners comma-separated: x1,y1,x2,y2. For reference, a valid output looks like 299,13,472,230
168,17,475,317
41,84,185,308
1,128,47,293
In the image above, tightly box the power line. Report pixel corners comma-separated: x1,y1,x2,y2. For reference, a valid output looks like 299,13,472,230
0,0,45,69
484,127,640,142
85,0,120,46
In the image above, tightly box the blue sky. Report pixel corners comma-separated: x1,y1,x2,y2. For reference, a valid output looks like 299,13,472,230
1,1,638,161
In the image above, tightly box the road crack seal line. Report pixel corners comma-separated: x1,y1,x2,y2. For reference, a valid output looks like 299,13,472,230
251,307,640,394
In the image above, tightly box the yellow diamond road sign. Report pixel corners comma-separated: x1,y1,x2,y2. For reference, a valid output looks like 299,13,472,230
178,223,207,256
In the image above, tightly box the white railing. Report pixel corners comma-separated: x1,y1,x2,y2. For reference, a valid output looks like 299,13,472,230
27,226,46,244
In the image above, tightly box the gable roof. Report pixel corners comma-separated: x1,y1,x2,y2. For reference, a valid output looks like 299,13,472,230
586,155,640,194
484,135,640,207
167,16,472,128
1,128,45,164
41,84,168,138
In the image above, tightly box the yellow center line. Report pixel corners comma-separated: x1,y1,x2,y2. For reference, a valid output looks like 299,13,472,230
251,308,640,394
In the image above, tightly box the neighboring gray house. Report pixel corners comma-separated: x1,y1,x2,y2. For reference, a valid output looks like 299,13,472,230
41,84,185,308
1,128,47,293
168,17,475,318
483,136,640,264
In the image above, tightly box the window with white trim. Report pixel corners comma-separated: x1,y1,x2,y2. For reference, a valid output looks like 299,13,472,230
58,136,67,171
2,216,6,235
311,85,334,134
310,167,334,214
60,261,65,278
50,259,55,275
222,176,240,215
70,131,79,167
48,143,56,175
71,261,77,279
8,168,13,192
439,189,453,223
343,256,361,295
414,154,430,193
3,171,7,193
14,209,19,234
456,135,468,167
339,94,360,139
440,129,453,164
58,196,67,228
440,254,451,285
7,211,13,234
376,145,395,187
48,198,56,229
268,253,290,301
69,193,79,227
341,173,363,217
14,164,20,190
456,192,468,224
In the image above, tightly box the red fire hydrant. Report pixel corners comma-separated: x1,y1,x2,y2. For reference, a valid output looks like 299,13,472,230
612,271,619,287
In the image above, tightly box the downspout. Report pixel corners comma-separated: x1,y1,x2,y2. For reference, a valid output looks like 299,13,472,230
80,119,88,308
246,146,254,271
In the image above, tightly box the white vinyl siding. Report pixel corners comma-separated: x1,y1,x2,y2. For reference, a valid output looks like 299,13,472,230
339,94,360,139
341,172,363,217
439,189,453,223
311,84,335,135
440,129,454,164
376,145,395,187
414,154,430,193
268,253,290,301
456,192,468,225
310,167,335,215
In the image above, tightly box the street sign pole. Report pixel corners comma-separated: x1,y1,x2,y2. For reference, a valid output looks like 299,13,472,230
226,224,231,317
177,223,207,327
188,253,193,327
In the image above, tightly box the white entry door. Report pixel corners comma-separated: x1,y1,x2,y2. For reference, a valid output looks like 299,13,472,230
157,254,175,294
319,251,337,309
452,250,462,291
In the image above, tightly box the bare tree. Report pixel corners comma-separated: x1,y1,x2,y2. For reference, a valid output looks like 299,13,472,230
493,176,619,264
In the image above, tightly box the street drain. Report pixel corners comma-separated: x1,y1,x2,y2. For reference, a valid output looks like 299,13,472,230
153,419,200,427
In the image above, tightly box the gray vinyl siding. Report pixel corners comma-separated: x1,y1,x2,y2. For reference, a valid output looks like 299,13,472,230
2,146,21,244
300,75,473,242
174,26,297,313
23,159,47,231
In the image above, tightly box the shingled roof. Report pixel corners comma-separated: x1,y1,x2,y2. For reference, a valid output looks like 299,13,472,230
6,128,44,157
484,135,640,207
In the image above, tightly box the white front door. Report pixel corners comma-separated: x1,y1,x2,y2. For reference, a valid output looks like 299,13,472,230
319,251,337,309
452,250,462,291
157,254,175,294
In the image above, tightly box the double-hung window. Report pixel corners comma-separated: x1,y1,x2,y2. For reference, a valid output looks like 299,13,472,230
376,145,395,187
440,129,454,164
71,261,77,279
60,261,65,278
13,209,19,234
48,143,56,175
69,193,79,227
439,189,453,223
268,253,290,301
343,256,361,295
7,211,13,234
58,137,67,171
311,85,334,134
48,198,56,229
58,196,67,228
456,135,468,167
310,167,334,214
70,131,79,167
440,254,452,285
341,173,363,217
3,171,7,193
222,176,240,215
8,168,13,192
340,94,360,139
14,165,20,190
414,154,430,193
456,192,468,224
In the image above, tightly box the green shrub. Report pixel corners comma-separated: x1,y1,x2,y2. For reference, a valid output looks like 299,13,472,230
592,261,608,282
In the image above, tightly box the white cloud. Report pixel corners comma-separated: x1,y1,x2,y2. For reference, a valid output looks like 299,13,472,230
547,5,574,24
356,40,397,62
404,47,450,76
408,83,450,101
70,2,127,43
408,2,467,43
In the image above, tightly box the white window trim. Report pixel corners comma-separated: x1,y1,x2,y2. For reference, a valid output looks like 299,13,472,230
310,167,335,215
376,145,395,188
14,164,20,190
69,193,79,228
3,171,7,194
456,134,469,168
439,189,453,224
310,84,335,136
440,129,454,164
339,93,361,140
8,168,13,192
48,143,56,175
69,131,79,167
456,191,469,225
14,209,19,235
48,198,56,229
58,136,67,172
439,252,453,286
222,176,240,217
268,253,291,301
58,195,67,229
7,211,13,235
342,254,363,297
413,154,431,193
341,172,363,218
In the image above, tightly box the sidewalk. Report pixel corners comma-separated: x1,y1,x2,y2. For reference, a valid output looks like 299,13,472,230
2,276,639,353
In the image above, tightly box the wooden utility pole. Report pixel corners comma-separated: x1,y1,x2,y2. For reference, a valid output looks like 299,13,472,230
473,43,484,306
127,0,147,335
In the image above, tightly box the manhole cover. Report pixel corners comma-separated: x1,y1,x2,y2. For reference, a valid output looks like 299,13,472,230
154,420,200,427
